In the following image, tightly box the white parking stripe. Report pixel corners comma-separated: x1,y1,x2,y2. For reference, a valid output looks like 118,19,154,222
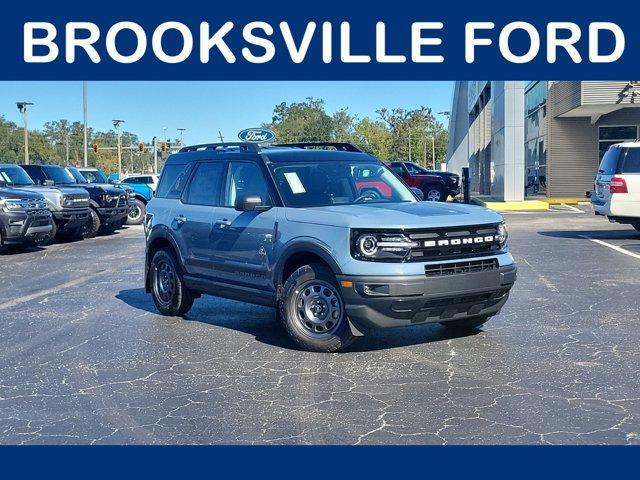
580,235,640,260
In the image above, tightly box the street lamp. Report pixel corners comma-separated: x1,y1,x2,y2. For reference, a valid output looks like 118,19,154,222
113,119,125,177
162,126,167,141
177,128,186,147
16,101,34,164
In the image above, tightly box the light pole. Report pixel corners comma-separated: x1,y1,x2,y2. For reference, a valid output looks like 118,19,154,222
113,119,125,177
83,81,88,167
434,111,451,169
16,102,34,164
162,126,167,142
177,128,186,147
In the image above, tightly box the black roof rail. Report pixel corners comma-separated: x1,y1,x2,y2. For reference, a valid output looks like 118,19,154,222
179,142,261,153
273,142,362,152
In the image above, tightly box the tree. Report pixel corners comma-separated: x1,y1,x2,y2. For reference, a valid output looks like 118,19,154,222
353,118,392,160
264,98,335,142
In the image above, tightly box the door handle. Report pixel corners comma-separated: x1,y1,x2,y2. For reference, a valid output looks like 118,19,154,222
173,214,187,225
215,219,232,229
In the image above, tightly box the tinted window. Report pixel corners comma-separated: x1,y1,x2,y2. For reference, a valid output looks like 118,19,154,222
599,126,637,140
66,167,87,183
390,164,404,175
43,166,76,184
21,165,46,183
598,147,620,175
618,148,640,174
186,162,225,206
223,162,272,207
156,164,192,198
405,163,427,175
125,177,143,184
80,170,107,183
0,165,35,186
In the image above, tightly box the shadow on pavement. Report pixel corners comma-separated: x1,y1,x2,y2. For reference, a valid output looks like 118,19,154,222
539,229,640,241
117,287,483,353
0,245,46,255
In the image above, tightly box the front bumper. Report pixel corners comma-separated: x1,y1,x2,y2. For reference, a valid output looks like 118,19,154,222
338,263,517,330
52,207,90,231
97,205,129,224
0,210,53,245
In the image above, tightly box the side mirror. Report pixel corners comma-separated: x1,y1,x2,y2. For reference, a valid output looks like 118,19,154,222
411,187,424,201
42,179,55,187
234,194,269,212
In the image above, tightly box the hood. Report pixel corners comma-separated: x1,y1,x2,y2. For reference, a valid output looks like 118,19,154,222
284,201,503,229
0,186,45,200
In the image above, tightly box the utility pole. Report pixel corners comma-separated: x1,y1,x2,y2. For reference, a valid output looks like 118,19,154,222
83,81,88,167
113,119,124,177
177,128,186,147
65,131,70,164
437,111,451,170
153,136,158,174
408,133,412,162
16,102,34,164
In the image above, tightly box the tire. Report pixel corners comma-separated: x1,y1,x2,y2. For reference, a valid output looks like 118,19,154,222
127,199,146,225
36,221,57,246
423,185,446,202
279,263,355,352
150,247,194,317
440,316,490,331
81,208,101,239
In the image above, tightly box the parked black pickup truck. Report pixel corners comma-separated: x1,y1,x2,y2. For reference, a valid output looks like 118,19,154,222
0,186,53,248
21,164,128,238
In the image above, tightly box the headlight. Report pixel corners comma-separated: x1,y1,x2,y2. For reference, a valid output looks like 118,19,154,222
352,231,419,261
496,222,508,247
104,194,114,203
0,198,25,210
62,196,73,207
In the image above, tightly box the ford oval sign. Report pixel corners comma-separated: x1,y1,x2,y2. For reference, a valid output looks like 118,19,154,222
238,128,276,143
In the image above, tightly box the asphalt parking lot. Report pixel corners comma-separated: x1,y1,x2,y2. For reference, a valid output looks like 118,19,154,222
1,206,639,445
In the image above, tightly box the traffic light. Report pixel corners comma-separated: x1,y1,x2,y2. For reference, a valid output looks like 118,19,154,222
161,142,167,153
93,144,98,153
138,142,145,152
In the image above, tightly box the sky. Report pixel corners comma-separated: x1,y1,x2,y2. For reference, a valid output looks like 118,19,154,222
0,81,453,144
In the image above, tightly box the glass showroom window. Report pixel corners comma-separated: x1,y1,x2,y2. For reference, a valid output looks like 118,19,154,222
598,126,638,161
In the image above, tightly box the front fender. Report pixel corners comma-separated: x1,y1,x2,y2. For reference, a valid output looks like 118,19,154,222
273,237,343,287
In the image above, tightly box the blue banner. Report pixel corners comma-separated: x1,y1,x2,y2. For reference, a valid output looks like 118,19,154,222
1,0,637,80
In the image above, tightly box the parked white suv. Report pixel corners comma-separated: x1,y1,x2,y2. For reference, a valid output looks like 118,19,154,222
592,143,640,231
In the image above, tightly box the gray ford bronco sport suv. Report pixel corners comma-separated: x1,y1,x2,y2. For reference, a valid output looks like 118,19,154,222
145,142,517,352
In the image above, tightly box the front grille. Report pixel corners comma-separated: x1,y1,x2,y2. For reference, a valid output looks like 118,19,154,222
27,209,50,216
425,258,498,277
407,223,502,261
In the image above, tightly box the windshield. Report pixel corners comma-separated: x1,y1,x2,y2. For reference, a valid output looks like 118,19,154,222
44,165,76,184
0,165,35,186
66,167,88,184
406,162,429,174
270,161,417,208
81,169,108,183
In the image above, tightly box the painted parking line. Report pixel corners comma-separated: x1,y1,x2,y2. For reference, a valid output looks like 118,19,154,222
580,235,640,260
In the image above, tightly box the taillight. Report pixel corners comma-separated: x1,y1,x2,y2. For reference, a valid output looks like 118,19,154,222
609,177,628,194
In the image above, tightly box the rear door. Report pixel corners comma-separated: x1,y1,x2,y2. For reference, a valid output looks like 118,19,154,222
594,146,620,205
615,147,640,215
176,161,226,278
209,161,277,291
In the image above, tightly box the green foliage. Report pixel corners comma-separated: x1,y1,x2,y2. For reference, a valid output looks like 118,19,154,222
0,115,156,174
263,99,448,166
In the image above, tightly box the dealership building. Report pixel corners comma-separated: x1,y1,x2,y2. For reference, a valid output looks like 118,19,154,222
447,81,640,201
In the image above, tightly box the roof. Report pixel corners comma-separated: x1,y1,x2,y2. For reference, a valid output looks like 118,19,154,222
609,141,640,148
165,142,375,166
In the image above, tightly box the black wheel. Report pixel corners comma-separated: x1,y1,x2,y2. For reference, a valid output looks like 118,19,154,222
440,316,490,331
127,199,146,225
150,248,194,317
279,263,355,352
423,185,446,202
632,223,640,233
36,221,57,246
81,208,101,238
